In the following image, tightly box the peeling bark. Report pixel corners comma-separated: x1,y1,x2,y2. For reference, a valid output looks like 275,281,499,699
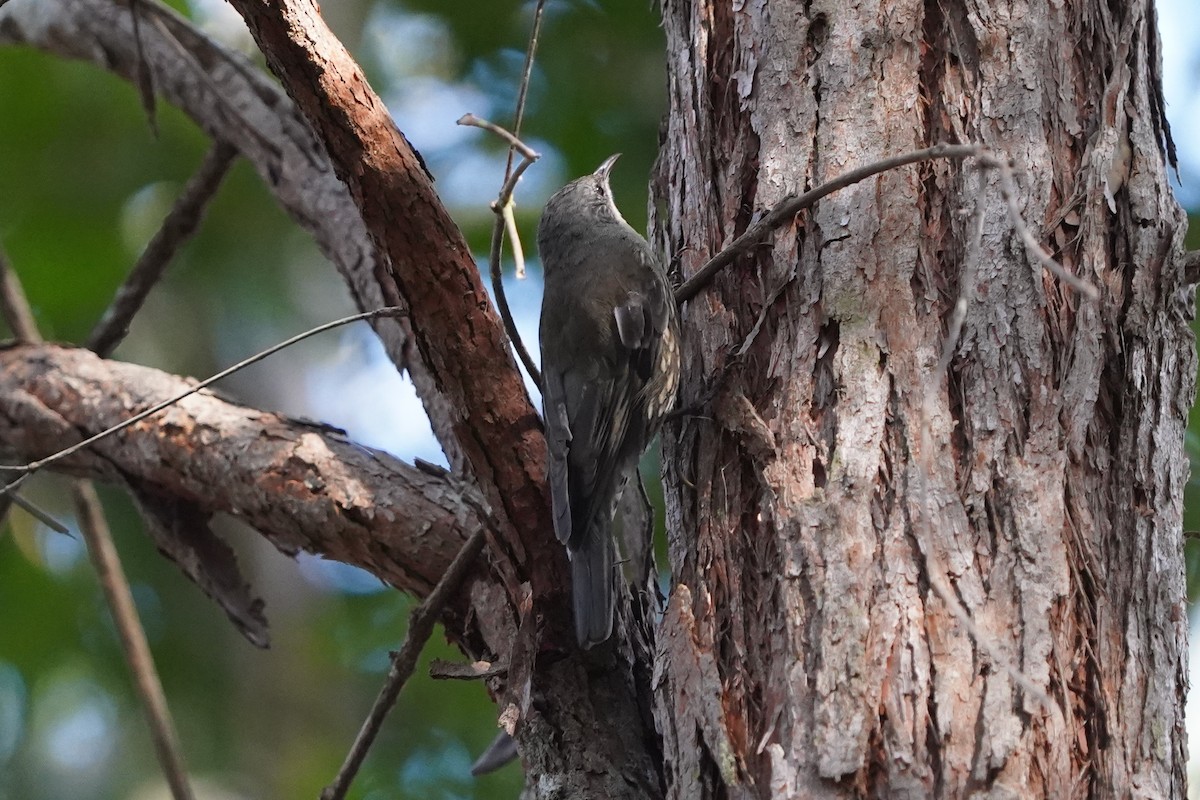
651,0,1190,796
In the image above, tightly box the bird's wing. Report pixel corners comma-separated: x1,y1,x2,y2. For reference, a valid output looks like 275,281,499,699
561,362,636,549
544,349,638,550
542,365,575,546
545,247,673,551
613,250,673,347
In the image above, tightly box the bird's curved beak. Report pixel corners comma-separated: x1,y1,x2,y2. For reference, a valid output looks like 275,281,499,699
594,153,621,181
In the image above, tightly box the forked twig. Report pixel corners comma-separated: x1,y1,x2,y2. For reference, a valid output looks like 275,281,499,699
454,0,547,391
675,143,1098,304
458,113,543,389
321,527,488,800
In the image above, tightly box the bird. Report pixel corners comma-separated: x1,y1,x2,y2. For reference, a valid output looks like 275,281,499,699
537,154,680,648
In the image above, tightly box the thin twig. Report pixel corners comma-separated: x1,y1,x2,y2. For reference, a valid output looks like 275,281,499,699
463,1,545,390
0,249,41,343
502,199,526,279
935,187,988,379
146,11,283,161
321,527,488,800
73,481,196,800
460,113,538,161
1,258,190,787
88,140,238,357
0,251,68,532
458,113,543,388
0,307,403,490
503,0,546,181
915,164,1055,713
675,144,985,304
676,143,1098,304
985,154,1100,300
128,0,159,136
7,491,68,533
925,556,1053,710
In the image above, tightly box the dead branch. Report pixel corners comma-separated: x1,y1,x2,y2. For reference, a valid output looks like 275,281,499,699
0,343,487,596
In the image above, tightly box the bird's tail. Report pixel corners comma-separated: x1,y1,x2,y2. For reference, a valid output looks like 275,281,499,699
571,530,615,648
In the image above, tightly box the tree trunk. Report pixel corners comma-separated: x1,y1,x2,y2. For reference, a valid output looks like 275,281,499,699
1,0,1190,797
650,0,1189,796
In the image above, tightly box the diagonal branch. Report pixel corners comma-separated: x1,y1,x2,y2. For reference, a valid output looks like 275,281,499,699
2,253,197,799
225,0,563,611
321,527,488,800
0,0,444,451
88,139,238,357
73,481,197,800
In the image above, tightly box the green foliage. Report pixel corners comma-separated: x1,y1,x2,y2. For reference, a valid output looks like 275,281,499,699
0,0,665,797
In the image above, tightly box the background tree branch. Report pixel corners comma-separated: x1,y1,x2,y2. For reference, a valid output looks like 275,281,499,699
0,0,461,449
0,343,488,600
0,0,567,645
222,0,561,596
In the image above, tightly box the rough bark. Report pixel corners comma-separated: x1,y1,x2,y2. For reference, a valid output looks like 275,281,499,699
651,0,1189,797
0,343,482,596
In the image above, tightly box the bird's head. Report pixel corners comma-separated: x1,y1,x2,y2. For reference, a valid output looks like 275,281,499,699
540,154,626,233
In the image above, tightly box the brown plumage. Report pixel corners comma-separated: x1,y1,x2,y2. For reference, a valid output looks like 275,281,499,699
538,154,680,647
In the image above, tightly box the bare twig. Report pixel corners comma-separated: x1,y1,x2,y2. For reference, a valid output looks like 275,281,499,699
128,0,159,136
919,172,1055,713
502,199,526,279
73,481,196,800
503,0,545,181
0,249,41,342
1,307,403,491
0,251,68,532
460,113,538,161
458,113,543,388
935,190,988,378
984,154,1100,300
1,255,191,790
145,9,283,160
675,143,1098,305
88,140,238,357
6,491,68,533
321,527,488,800
923,551,1053,710
675,144,985,304
458,1,546,391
